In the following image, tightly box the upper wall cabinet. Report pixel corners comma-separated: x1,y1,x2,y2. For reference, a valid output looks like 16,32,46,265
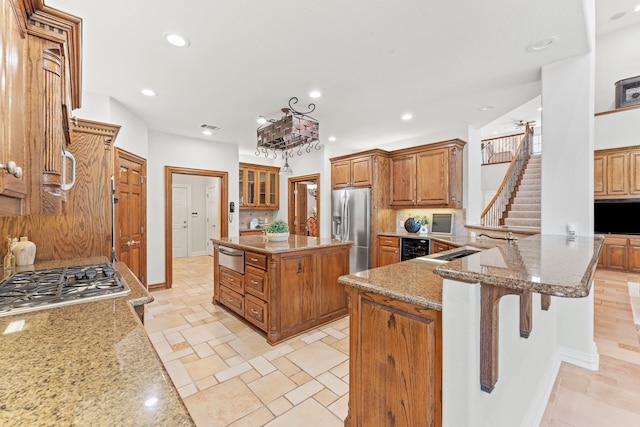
390,139,466,208
0,0,82,216
594,145,640,200
331,155,374,189
239,163,279,210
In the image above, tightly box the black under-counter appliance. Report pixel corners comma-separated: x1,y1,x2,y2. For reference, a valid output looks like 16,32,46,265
401,237,430,261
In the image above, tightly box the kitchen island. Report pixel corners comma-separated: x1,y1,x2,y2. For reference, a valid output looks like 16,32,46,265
212,235,352,344
338,234,604,427
0,257,194,426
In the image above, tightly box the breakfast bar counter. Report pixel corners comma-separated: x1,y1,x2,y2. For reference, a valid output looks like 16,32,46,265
0,257,194,426
338,234,604,426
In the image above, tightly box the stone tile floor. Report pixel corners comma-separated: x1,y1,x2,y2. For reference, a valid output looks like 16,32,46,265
146,256,640,426
144,256,348,426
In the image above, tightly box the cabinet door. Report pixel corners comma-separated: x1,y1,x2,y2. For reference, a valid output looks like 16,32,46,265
629,151,640,196
431,240,450,254
593,154,606,198
278,254,315,335
350,156,372,187
346,289,441,426
268,170,278,208
239,168,245,206
606,153,628,196
628,240,640,273
258,170,267,206
246,169,256,206
331,160,351,189
390,155,416,206
317,248,350,320
416,148,448,206
606,244,628,271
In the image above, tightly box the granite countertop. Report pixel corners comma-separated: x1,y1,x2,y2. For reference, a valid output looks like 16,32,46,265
339,234,605,310
378,231,504,250
0,256,194,426
434,234,605,298
213,235,352,254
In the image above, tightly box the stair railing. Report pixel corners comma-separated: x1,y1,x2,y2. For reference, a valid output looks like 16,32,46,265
481,125,533,227
481,132,524,165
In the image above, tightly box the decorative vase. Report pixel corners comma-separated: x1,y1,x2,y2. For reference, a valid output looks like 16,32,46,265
419,225,429,235
13,236,36,266
266,232,289,242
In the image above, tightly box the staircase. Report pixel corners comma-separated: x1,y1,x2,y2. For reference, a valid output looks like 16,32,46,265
502,154,541,229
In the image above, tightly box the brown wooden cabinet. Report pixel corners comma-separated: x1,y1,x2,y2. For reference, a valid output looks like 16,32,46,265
213,242,351,344
594,146,640,200
331,155,373,189
344,287,442,426
330,150,394,268
377,236,400,267
431,240,454,254
239,163,279,209
390,139,466,208
597,234,640,272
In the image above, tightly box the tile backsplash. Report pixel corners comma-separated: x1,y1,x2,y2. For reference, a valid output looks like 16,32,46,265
239,211,275,229
395,208,466,235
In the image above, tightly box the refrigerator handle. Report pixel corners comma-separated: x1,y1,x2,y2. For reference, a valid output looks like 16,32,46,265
343,192,350,240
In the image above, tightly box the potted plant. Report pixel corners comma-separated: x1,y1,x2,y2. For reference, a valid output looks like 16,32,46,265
415,215,429,235
265,219,290,242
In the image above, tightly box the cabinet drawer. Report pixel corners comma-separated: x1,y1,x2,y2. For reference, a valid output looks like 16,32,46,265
220,286,244,316
220,266,244,293
604,237,628,246
629,239,640,247
245,294,268,331
246,251,268,270
379,236,400,247
245,265,268,300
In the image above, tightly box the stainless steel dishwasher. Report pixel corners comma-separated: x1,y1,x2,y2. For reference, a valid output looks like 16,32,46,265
218,245,245,273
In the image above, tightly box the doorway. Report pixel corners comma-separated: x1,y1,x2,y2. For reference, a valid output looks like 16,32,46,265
114,148,147,286
164,166,228,289
288,174,320,237
171,184,190,258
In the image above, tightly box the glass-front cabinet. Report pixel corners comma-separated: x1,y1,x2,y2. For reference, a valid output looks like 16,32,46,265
239,163,279,210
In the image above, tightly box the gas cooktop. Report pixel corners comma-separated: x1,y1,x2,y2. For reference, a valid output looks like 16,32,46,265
0,263,130,317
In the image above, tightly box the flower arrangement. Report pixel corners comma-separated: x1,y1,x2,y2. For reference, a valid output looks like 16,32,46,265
415,215,429,226
266,219,289,234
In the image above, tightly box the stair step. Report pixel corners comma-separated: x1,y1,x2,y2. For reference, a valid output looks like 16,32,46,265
503,218,541,227
519,178,541,185
507,211,540,219
513,189,540,198
517,183,540,190
512,196,541,204
510,204,541,211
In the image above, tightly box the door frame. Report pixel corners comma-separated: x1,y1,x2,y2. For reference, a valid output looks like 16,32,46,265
164,166,228,289
288,174,320,237
114,148,147,285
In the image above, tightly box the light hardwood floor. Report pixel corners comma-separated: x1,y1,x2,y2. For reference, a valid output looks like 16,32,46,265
147,256,640,426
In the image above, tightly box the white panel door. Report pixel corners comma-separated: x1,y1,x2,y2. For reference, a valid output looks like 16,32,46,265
172,185,189,258
206,182,220,256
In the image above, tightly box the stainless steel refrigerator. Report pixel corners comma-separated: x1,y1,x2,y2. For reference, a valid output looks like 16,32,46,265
331,188,371,273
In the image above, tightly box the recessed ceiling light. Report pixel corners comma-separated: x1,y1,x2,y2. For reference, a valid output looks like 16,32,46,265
527,36,558,52
309,90,322,99
328,136,336,142
140,88,157,97
257,116,267,124
537,107,543,111
401,113,413,121
163,32,190,47
202,130,213,136
479,105,495,111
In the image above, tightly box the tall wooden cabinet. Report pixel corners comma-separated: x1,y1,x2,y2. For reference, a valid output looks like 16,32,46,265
330,150,395,268
390,139,466,208
594,145,640,199
239,163,279,209
345,287,442,426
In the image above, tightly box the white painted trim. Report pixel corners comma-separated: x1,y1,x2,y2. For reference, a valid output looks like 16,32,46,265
521,352,562,427
190,250,207,256
558,341,600,371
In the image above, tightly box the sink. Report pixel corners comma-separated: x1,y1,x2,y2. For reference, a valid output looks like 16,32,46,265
430,249,479,262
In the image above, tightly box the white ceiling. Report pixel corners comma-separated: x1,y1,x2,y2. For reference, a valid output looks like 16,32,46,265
45,0,639,154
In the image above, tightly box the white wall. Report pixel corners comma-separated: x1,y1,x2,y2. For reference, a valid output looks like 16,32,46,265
147,130,239,285
465,126,482,225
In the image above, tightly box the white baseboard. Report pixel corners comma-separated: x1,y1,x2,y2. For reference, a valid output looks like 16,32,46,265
189,251,207,257
558,341,600,371
522,352,562,427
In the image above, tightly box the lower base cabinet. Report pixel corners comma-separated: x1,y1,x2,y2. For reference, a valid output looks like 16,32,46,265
344,287,442,426
598,235,640,272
